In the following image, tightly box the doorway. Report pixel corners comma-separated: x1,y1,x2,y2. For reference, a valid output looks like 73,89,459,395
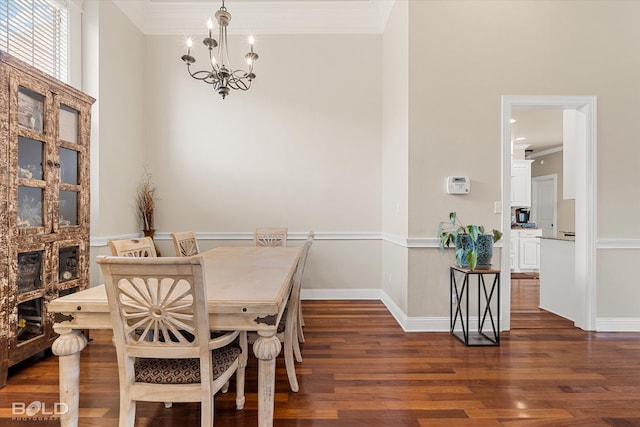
501,96,597,331
532,174,557,238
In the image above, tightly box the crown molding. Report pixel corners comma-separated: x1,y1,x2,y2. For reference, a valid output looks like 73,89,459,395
112,0,394,35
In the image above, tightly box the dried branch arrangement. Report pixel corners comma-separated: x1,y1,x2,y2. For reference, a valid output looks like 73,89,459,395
136,171,157,231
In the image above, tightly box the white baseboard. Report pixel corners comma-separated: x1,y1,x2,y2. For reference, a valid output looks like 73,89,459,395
301,288,451,332
300,289,382,300
302,289,640,332
596,318,640,331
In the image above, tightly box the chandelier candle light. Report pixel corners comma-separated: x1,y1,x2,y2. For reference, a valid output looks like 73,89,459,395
181,0,259,99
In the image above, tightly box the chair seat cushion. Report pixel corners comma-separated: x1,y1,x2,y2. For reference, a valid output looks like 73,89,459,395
134,344,242,384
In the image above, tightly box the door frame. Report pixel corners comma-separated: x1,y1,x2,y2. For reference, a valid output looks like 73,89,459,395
501,96,597,331
532,174,557,238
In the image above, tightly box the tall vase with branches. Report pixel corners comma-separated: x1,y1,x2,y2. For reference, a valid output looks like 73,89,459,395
136,170,160,255
137,171,157,232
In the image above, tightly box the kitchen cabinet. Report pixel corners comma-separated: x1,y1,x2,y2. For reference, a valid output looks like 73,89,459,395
511,160,532,207
0,52,94,387
510,229,542,272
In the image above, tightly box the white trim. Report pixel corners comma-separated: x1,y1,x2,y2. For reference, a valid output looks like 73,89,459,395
91,231,382,247
112,0,394,35
596,318,640,332
90,233,142,247
403,317,449,332
381,233,409,247
67,0,84,89
502,95,598,331
379,290,408,329
597,239,640,249
406,237,438,248
90,231,507,248
310,289,640,332
301,289,382,301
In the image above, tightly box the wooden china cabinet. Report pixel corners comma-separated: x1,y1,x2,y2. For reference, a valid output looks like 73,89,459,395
0,52,94,387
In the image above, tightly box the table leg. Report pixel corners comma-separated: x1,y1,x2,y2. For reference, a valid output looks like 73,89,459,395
51,328,88,427
252,331,282,427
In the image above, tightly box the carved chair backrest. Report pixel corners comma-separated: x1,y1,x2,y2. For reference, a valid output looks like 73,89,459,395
254,227,288,247
108,237,157,258
171,231,200,257
97,255,210,354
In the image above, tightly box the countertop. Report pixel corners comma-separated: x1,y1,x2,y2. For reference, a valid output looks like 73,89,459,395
540,235,575,242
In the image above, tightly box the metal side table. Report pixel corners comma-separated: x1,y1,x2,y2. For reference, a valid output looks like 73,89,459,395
450,265,500,346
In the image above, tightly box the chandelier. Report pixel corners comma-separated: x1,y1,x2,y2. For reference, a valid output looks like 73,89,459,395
180,0,259,99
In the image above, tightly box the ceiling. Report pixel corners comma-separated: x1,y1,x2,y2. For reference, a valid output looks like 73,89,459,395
511,109,564,155
112,0,395,35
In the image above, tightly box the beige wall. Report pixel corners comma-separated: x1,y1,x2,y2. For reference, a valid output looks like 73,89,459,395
532,150,575,233
403,0,640,321
140,32,384,291
88,0,146,237
87,0,640,326
141,34,382,234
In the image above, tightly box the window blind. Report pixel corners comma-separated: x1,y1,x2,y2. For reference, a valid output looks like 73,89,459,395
0,0,68,82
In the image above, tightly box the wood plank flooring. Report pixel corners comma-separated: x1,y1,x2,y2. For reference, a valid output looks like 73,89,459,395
3,283,640,426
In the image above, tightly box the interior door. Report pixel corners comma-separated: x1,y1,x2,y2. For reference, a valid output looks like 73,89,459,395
532,174,557,237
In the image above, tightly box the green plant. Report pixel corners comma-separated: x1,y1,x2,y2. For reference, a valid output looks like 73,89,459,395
437,211,503,270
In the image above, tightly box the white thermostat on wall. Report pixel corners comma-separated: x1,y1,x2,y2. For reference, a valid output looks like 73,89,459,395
446,176,470,194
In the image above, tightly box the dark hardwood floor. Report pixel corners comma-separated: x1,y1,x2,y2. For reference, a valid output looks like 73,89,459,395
3,281,640,426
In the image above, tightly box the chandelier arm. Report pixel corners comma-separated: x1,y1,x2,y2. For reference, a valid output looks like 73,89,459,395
226,71,252,90
187,67,219,85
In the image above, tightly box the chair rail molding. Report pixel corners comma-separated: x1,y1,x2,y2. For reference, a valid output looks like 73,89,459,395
92,232,511,248
596,238,640,249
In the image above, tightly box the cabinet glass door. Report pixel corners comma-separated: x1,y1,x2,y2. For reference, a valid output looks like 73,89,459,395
17,186,43,227
58,246,79,283
59,104,78,144
17,87,44,133
59,190,78,226
18,137,44,180
59,147,78,185
17,298,44,343
17,250,44,293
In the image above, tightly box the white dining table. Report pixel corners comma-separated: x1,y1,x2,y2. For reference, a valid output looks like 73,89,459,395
48,246,302,427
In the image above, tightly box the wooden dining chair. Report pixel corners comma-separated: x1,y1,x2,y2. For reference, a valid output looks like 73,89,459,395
249,232,313,392
97,255,247,427
171,231,200,257
108,237,157,257
282,232,313,392
253,227,288,247
296,231,314,344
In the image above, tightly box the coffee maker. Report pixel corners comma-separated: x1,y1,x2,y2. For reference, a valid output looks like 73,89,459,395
515,208,530,224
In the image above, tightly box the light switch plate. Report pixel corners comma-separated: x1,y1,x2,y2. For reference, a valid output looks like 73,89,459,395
494,201,502,214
